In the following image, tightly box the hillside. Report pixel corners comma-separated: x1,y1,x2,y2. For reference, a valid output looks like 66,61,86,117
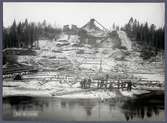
3,19,164,99
3,19,164,83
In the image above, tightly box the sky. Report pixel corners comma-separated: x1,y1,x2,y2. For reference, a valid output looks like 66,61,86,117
3,2,165,29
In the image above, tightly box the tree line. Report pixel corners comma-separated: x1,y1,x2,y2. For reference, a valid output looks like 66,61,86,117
3,19,62,49
3,17,164,59
122,17,164,60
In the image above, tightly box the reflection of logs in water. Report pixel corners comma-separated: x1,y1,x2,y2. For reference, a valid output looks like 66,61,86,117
122,95,164,121
123,105,160,121
3,96,164,121
79,100,97,117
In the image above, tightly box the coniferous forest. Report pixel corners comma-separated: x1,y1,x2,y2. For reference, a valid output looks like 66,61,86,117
3,19,62,49
3,18,164,60
122,17,164,60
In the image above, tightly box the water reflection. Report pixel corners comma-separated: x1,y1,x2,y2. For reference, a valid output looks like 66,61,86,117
61,101,66,108
122,95,164,121
79,99,96,117
3,95,164,121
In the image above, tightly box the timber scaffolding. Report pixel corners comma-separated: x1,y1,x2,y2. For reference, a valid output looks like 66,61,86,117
79,79,164,90
75,54,164,92
3,48,37,56
51,78,164,97
3,67,38,77
3,48,38,78
3,63,38,78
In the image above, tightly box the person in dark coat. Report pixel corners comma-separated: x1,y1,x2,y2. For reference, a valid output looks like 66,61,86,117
83,78,87,89
97,80,101,89
87,78,92,88
127,80,132,91
117,80,120,89
109,81,113,91
121,81,126,91
105,74,109,89
80,80,83,88
100,79,104,88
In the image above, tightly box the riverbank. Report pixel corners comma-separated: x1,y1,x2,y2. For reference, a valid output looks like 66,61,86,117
3,84,151,99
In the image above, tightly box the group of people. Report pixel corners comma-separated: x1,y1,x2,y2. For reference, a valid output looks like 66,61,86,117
80,78,92,89
80,74,133,91
117,80,133,91
97,79,132,91
126,81,132,91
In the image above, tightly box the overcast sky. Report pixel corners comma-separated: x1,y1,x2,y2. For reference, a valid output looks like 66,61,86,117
3,2,165,29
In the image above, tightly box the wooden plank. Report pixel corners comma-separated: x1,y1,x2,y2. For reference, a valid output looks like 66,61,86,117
3,48,36,56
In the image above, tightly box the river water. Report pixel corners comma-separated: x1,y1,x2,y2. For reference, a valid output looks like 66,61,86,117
3,95,164,121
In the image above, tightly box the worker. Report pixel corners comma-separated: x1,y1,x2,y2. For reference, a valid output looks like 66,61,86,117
80,80,83,88
117,80,120,89
100,79,104,88
87,78,92,88
97,79,101,89
83,78,87,89
127,80,132,91
109,81,113,91
105,74,109,89
121,81,126,91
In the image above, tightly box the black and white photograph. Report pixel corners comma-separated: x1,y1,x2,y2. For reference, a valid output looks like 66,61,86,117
2,2,165,121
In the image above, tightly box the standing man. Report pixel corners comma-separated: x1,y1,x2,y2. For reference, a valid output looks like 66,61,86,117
100,78,104,88
83,78,87,89
87,77,92,88
117,80,120,89
109,80,113,91
105,74,109,89
80,79,83,88
97,79,101,89
127,80,132,91
121,81,125,91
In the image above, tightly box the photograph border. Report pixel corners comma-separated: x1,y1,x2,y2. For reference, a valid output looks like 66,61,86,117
0,0,166,123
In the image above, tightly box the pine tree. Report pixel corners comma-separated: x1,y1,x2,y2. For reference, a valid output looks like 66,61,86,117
10,20,18,47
